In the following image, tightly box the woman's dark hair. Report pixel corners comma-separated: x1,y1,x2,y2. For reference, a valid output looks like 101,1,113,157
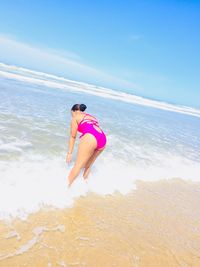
71,104,87,112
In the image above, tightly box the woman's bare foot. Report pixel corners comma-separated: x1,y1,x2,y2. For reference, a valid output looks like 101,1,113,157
83,167,90,180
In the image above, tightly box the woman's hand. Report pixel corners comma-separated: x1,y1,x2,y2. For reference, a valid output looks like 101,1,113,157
66,153,72,164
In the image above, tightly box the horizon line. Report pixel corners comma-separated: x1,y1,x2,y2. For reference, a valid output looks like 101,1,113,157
0,61,200,118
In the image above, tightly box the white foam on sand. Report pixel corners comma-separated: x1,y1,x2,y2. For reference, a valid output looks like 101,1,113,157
0,225,65,260
0,150,200,220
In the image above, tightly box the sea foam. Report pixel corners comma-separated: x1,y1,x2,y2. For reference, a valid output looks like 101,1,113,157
0,150,199,219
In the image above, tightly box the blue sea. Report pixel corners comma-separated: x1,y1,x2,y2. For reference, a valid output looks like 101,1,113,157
0,63,200,219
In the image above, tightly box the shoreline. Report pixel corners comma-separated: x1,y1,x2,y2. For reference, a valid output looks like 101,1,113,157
0,178,200,266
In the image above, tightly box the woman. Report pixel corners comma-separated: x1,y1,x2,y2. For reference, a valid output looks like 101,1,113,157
66,103,107,187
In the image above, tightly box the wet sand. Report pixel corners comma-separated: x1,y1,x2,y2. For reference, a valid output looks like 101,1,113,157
0,178,200,267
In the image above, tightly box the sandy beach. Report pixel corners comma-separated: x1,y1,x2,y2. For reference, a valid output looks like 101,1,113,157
1,1,200,266
0,179,200,267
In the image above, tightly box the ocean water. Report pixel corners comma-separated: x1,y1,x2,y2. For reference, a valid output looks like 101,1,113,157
0,63,200,219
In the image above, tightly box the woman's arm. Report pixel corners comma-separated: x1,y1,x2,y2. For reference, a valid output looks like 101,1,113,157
67,118,78,155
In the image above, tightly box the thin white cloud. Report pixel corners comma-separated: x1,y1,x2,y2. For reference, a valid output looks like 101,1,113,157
130,34,142,41
0,34,137,90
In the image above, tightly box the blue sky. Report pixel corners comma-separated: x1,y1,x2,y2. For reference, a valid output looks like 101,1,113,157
0,0,199,108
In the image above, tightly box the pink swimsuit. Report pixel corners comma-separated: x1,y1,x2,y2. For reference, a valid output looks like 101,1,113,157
77,113,107,150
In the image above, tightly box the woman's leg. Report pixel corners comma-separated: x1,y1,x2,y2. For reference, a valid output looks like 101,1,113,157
67,134,97,187
83,147,105,179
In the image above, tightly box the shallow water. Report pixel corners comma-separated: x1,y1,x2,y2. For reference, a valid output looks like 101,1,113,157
0,65,200,219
